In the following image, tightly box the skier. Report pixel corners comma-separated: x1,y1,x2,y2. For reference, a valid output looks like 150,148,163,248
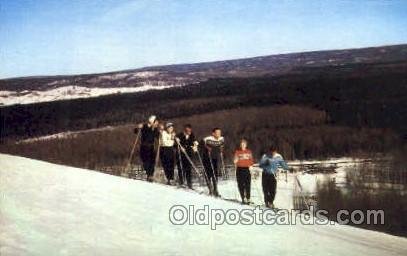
233,139,254,204
136,115,160,182
259,145,289,208
202,127,225,196
175,124,198,189
159,122,176,185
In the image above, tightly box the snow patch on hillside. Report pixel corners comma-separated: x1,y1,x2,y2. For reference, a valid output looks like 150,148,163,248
16,126,117,144
1,154,406,255
0,83,179,106
132,71,160,78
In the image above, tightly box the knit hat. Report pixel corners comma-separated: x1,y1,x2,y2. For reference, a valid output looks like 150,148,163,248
148,115,157,123
166,122,174,129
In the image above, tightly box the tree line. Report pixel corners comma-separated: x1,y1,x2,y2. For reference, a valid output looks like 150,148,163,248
1,62,406,142
1,106,399,170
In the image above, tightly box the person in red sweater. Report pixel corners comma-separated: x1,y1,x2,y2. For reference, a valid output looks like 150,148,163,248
233,139,254,204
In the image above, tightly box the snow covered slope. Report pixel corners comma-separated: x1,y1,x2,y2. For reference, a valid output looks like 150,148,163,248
1,154,406,255
0,84,177,106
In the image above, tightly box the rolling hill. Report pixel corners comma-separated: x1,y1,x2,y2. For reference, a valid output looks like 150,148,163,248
1,44,406,106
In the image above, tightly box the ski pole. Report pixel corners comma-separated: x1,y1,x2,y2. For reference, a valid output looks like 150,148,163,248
220,152,228,180
195,149,213,192
177,142,211,191
208,151,217,182
123,129,141,177
234,166,241,201
176,141,186,185
295,174,310,210
176,140,204,179
252,168,263,205
208,151,219,196
178,139,213,193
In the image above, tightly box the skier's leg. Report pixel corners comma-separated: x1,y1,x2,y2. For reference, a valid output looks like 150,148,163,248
262,172,268,205
202,156,214,194
183,156,192,188
213,159,222,179
144,163,152,178
205,157,218,196
169,148,175,181
236,168,245,202
270,175,277,204
246,170,251,201
142,145,154,180
162,147,173,183
212,159,219,178
211,159,219,196
148,147,157,180
212,177,219,196
140,145,149,176
143,163,151,177
145,164,154,181
240,168,250,201
262,173,272,206
159,147,167,178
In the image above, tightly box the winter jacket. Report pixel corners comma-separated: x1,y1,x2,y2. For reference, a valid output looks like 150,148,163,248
234,149,254,168
176,132,197,156
259,153,289,175
136,124,160,146
203,135,225,160
160,130,175,147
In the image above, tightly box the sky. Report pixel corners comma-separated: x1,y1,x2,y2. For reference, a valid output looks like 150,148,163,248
1,0,407,79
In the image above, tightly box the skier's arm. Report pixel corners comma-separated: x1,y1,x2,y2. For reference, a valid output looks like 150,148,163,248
153,125,161,138
248,151,255,167
278,158,289,171
233,151,239,165
259,154,269,168
203,137,212,152
134,123,145,134
190,133,196,144
192,139,199,152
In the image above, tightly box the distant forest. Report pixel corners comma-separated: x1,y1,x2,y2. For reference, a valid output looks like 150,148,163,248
1,105,399,170
1,62,406,141
1,62,406,169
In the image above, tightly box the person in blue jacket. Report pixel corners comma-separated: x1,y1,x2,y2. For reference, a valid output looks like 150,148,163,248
259,145,289,208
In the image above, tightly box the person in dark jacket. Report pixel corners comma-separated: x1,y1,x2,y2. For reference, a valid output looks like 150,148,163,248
201,127,224,196
175,124,198,188
136,115,160,182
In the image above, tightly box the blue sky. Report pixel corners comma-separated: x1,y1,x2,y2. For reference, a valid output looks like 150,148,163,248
1,0,407,78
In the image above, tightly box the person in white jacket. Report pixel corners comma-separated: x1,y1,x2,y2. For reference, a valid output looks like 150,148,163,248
160,122,176,185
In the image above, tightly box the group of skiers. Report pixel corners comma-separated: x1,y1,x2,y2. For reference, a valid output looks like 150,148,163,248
134,115,289,208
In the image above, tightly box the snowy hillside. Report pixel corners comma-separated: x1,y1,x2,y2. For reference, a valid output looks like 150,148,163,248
1,154,406,255
0,84,178,106
1,44,406,106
